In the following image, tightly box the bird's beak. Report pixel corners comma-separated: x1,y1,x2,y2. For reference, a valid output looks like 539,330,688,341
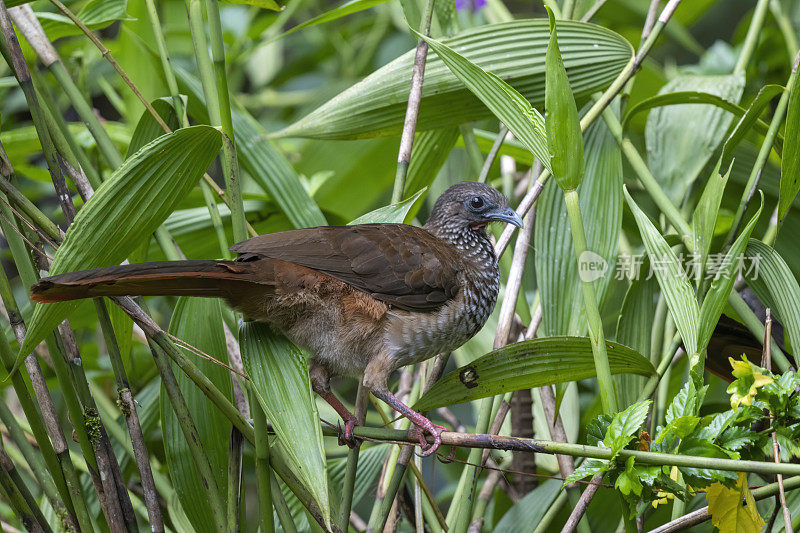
489,207,524,228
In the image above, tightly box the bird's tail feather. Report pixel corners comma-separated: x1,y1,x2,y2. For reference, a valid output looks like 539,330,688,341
30,260,261,302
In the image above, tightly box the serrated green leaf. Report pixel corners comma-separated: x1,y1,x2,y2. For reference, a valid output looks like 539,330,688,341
624,186,700,357
161,298,232,533
281,20,632,140
16,126,222,367
239,322,330,528
604,400,650,453
413,336,654,411
563,458,609,486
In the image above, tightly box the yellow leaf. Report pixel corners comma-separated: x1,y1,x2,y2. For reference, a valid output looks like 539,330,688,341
706,473,765,533
726,356,773,409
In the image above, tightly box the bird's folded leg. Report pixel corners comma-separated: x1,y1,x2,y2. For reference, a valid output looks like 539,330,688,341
371,389,448,457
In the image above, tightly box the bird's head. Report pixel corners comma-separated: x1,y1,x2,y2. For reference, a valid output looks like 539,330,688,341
424,181,523,235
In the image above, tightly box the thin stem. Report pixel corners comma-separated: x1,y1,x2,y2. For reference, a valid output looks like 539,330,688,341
477,126,509,183
725,51,799,243
649,474,800,533
203,0,248,243
564,189,617,413
331,426,800,477
392,0,436,203
337,384,369,531
252,390,275,533
459,124,486,178
95,300,164,532
734,0,771,74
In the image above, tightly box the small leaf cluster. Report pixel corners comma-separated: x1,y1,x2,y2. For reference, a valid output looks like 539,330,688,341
568,359,800,518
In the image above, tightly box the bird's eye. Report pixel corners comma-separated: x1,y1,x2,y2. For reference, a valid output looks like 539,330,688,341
469,196,485,209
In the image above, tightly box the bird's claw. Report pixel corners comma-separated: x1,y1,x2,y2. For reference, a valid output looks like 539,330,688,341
412,421,448,457
337,417,359,448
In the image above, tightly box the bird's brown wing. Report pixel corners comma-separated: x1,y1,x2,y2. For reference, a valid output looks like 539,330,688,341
230,224,462,311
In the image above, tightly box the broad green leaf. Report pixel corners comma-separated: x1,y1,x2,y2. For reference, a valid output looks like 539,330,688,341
413,336,655,411
405,127,459,201
127,97,183,156
281,20,632,140
622,89,781,156
545,8,583,190
348,188,426,225
239,322,330,528
493,479,561,533
327,444,389,508
645,74,745,205
697,195,762,357
743,239,800,365
17,126,222,362
721,84,784,163
691,159,731,276
269,0,390,43
36,0,128,41
624,186,700,357
161,298,231,533
615,274,658,406
779,74,800,220
414,29,551,173
536,103,622,338
175,66,327,229
469,129,530,164
706,473,765,532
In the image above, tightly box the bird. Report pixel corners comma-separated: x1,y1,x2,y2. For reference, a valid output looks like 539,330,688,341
31,181,523,456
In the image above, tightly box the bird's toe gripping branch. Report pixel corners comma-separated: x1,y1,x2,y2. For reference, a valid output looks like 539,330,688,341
372,389,449,457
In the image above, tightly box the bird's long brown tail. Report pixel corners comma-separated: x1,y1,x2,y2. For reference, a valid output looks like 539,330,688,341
30,260,266,302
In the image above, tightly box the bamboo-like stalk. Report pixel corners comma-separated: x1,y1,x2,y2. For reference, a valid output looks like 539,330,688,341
95,300,165,532
734,0,771,73
270,470,299,533
0,175,62,243
252,390,275,533
0,443,51,533
392,0,436,203
725,51,799,243
477,126,509,183
0,218,91,533
336,384,369,531
564,189,618,413
202,0,248,243
328,426,800,477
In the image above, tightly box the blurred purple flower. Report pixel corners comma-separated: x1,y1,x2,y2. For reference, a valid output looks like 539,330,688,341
455,0,486,11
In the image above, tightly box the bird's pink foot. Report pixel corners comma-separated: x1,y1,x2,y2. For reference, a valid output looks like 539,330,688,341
371,388,449,456
338,415,359,448
411,419,448,457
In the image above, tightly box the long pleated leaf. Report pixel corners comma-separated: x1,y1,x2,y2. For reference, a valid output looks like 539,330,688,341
615,275,658,407
413,336,654,411
535,104,622,336
624,187,700,357
348,188,426,225
269,0,390,43
414,29,551,172
239,322,330,528
779,73,800,220
645,73,745,205
743,240,800,366
161,298,232,533
280,20,632,140
697,195,762,357
17,126,222,363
